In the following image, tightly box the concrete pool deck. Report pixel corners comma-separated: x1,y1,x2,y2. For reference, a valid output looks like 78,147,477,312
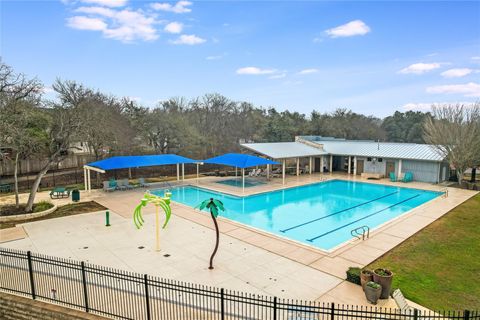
1,173,477,309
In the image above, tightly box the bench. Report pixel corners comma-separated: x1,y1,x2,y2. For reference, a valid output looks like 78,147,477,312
361,172,384,180
0,183,13,193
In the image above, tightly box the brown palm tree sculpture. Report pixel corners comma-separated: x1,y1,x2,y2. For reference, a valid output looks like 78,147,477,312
196,198,225,269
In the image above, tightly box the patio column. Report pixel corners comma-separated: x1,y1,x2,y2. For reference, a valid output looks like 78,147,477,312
83,168,87,192
398,159,403,178
296,157,300,176
348,156,351,175
309,157,312,174
176,164,180,181
353,156,357,175
87,168,91,193
242,168,245,193
181,163,185,181
330,155,333,173
196,163,199,183
320,157,324,173
282,159,286,185
267,164,270,179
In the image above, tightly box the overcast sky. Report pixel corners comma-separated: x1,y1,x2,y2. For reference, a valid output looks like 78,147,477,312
1,0,479,117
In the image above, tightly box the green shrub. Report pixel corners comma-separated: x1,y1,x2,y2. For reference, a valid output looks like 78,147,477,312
374,268,392,277
366,281,381,289
33,201,54,213
346,267,361,285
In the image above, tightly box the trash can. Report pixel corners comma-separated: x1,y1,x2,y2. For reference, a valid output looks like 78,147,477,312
72,189,80,202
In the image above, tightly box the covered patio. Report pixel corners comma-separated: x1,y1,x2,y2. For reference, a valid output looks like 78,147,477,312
241,142,328,184
83,154,197,192
203,153,279,192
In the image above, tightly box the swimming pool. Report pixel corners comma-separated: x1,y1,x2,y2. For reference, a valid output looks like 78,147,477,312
216,178,266,188
152,180,441,251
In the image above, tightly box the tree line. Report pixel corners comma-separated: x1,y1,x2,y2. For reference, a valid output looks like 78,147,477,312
1,62,479,212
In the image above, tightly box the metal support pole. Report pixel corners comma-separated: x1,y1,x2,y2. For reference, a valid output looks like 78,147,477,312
87,169,91,192
348,156,351,175
329,155,333,173
330,303,335,320
282,159,286,185
463,310,470,320
220,288,225,320
267,164,270,179
353,156,357,175
273,296,277,320
144,274,151,320
81,261,89,312
196,163,199,183
84,168,87,192
27,251,36,299
309,157,312,174
296,157,300,176
181,163,185,181
176,164,180,181
242,168,245,193
105,210,111,227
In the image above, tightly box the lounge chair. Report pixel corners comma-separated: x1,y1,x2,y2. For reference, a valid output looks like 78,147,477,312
392,289,416,313
389,172,397,182
50,187,71,199
248,170,255,177
402,172,413,183
115,179,127,191
122,179,134,190
103,181,115,192
138,178,151,188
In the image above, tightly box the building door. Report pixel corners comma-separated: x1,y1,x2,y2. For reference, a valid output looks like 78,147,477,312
386,161,395,176
356,160,364,175
314,158,321,172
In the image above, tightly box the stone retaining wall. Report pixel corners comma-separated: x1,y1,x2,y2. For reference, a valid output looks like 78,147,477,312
0,204,57,223
0,292,107,320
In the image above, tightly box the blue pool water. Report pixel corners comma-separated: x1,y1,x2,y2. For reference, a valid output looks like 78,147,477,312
152,180,441,250
216,178,266,188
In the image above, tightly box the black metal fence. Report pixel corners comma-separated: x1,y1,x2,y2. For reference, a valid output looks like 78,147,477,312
0,247,478,320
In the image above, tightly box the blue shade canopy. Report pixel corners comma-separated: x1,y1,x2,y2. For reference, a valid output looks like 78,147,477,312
87,154,197,171
203,153,279,169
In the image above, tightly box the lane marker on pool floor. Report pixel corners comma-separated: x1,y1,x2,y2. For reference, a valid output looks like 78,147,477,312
306,193,421,242
279,191,400,233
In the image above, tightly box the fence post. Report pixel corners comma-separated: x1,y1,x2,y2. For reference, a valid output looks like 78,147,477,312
220,288,225,320
27,251,36,299
80,262,89,312
273,297,277,320
414,309,419,320
144,274,151,320
464,310,470,320
330,303,335,320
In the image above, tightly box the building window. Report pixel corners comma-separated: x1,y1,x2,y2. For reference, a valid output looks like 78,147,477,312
378,158,383,162
367,157,372,162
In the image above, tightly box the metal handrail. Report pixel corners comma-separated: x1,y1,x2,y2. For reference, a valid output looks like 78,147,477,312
351,225,370,240
441,187,448,198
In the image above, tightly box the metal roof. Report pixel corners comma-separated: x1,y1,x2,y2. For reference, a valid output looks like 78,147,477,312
315,140,444,162
241,142,327,159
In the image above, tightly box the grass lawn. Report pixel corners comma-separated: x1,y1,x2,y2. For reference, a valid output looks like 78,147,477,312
368,193,480,311
0,201,106,229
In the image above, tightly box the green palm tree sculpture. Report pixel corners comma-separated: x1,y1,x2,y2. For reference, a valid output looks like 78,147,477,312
134,191,172,251
196,198,225,269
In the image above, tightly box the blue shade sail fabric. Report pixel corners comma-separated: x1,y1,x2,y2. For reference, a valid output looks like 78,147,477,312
87,154,197,171
202,153,279,169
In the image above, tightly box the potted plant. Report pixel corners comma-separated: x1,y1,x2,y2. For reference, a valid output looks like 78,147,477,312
360,269,373,291
364,281,382,304
373,268,393,299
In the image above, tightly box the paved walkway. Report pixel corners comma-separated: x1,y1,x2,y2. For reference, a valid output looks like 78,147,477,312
1,173,477,310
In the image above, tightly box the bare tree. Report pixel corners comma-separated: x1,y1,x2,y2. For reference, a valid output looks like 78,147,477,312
0,62,43,207
24,79,84,212
424,103,480,184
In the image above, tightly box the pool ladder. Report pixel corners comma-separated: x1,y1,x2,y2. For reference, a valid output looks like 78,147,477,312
441,187,448,198
351,226,370,241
